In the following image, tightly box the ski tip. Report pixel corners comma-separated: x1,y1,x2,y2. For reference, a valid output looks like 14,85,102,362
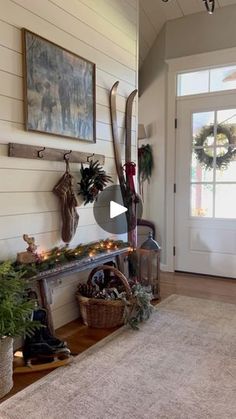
111,81,119,92
127,89,138,101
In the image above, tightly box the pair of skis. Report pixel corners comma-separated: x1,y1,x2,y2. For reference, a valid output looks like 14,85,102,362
109,82,138,248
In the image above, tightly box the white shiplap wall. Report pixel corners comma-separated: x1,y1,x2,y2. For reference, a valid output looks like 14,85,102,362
0,0,138,328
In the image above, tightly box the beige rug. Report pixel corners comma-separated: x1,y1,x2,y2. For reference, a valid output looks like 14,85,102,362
1,295,236,419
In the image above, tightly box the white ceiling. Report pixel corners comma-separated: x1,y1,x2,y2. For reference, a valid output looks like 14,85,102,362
139,0,236,66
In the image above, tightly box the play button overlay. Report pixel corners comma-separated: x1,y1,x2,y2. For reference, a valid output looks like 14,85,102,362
110,201,127,219
93,184,143,235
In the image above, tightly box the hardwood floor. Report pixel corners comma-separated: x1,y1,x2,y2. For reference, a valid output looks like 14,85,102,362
1,271,236,404
161,271,236,304
3,320,117,403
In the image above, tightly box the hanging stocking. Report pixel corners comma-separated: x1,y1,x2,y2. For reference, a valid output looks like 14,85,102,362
53,160,79,244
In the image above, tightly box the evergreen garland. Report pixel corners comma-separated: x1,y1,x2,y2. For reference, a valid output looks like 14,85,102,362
194,124,236,170
0,240,129,279
138,144,154,195
78,160,113,205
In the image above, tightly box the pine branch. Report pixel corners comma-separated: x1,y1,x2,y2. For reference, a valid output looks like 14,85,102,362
78,160,113,205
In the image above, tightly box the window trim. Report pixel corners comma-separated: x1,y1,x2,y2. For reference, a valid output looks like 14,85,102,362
165,46,236,271
177,64,236,97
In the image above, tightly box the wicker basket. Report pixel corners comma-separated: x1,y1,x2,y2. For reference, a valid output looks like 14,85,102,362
76,265,132,328
0,337,13,399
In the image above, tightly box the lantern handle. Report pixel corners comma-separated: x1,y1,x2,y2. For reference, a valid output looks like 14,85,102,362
137,218,156,240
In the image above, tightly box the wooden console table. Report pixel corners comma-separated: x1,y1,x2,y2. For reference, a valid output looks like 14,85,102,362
31,247,129,334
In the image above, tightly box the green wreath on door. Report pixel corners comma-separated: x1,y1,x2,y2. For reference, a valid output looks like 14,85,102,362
194,124,236,170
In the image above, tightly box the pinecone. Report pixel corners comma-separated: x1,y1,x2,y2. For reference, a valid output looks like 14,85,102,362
77,283,97,298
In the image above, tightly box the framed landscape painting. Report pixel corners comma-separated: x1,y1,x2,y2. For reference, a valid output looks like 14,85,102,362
22,29,96,142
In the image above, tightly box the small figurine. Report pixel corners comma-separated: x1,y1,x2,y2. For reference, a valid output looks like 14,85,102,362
17,234,39,264
23,234,38,253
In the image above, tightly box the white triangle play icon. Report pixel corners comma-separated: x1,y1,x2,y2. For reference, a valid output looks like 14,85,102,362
110,201,127,219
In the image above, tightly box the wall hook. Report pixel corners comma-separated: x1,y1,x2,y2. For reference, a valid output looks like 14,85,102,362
8,143,105,165
87,153,94,163
38,147,45,159
64,150,72,160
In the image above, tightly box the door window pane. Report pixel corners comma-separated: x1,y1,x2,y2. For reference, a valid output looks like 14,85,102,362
192,112,214,147
177,71,209,96
215,184,236,218
191,109,236,219
215,110,236,174
217,109,236,127
216,148,236,181
191,152,213,182
210,66,236,92
191,184,213,217
178,66,236,97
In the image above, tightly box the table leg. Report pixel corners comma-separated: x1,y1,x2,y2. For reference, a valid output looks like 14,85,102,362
38,278,55,335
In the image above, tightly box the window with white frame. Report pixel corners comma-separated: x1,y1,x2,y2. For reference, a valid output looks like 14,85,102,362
177,65,236,97
191,109,236,218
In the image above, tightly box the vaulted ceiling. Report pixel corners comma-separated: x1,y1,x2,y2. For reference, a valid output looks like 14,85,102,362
139,0,236,66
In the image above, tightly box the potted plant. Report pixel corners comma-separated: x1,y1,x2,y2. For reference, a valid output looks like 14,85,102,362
0,261,40,399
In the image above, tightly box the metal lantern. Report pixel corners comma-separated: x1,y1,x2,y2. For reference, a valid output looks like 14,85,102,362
139,232,161,300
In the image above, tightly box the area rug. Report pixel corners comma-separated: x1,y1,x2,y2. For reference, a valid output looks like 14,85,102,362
1,295,236,419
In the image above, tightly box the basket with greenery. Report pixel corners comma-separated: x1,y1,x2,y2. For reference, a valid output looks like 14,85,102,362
76,264,153,329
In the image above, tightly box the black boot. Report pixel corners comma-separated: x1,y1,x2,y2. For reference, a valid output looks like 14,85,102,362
32,308,67,349
23,308,70,365
23,342,71,364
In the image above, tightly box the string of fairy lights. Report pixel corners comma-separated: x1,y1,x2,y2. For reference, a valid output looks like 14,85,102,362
40,239,128,263
2,239,130,277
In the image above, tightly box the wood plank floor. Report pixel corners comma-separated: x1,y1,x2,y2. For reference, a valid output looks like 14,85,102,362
1,271,236,403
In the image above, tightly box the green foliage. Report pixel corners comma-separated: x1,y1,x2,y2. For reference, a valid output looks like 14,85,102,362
138,144,154,184
0,260,14,276
0,262,41,338
126,284,153,330
78,160,113,205
3,240,128,278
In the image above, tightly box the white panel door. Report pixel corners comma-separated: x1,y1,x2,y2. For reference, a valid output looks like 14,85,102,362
175,93,236,278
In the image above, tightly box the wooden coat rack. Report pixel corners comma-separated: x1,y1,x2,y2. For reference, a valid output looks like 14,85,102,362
8,143,105,164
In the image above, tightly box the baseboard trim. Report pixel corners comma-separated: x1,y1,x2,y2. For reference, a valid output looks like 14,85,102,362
160,263,174,272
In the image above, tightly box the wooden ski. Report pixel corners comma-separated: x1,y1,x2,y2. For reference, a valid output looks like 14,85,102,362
109,81,126,199
125,89,138,248
109,82,138,248
125,89,137,163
